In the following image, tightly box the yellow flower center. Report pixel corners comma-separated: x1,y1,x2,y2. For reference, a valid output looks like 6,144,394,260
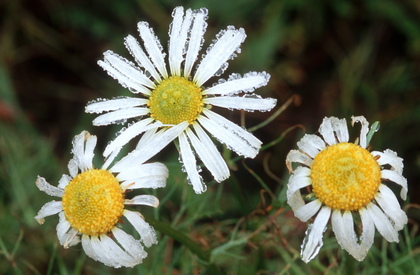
62,169,124,236
310,142,381,211
148,76,204,124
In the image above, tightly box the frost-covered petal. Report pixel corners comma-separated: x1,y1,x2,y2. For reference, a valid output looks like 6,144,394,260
351,116,369,148
35,200,62,224
92,107,149,126
124,210,157,247
125,195,160,208
194,27,246,86
184,8,207,77
188,125,230,183
103,118,161,157
86,97,148,114
286,166,311,208
372,149,404,174
99,234,138,268
199,109,261,158
365,203,399,242
330,117,349,143
285,150,313,171
294,199,322,222
204,96,276,112
204,72,270,96
375,184,407,231
381,169,408,200
169,7,192,76
137,21,168,79
112,227,147,264
125,35,162,83
318,117,338,146
297,134,327,159
111,122,188,172
179,132,206,193
35,176,63,197
301,206,331,263
118,162,168,190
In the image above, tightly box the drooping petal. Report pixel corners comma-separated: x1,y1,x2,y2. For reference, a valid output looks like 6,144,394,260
86,97,148,114
297,134,327,159
375,184,407,231
184,8,207,77
204,96,276,112
125,195,160,208
137,21,168,79
112,227,147,264
199,109,261,158
365,203,399,242
34,200,62,224
371,149,404,174
118,162,168,190
286,166,311,209
97,234,138,268
204,72,270,96
285,150,313,171
301,206,331,263
57,212,79,247
381,169,408,200
294,199,322,222
188,125,230,183
92,107,149,126
351,116,369,149
35,176,63,197
125,35,162,83
124,210,157,247
103,118,161,157
194,27,246,86
169,7,192,76
179,132,206,193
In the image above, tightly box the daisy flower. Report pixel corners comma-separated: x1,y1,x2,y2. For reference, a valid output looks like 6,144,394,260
35,131,168,268
85,6,277,194
286,116,408,262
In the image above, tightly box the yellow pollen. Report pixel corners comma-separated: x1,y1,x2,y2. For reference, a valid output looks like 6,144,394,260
148,76,204,124
62,169,124,236
310,142,381,211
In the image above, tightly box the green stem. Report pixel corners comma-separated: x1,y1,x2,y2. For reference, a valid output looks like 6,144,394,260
145,215,211,262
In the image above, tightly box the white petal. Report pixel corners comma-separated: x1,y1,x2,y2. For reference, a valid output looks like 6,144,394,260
71,131,86,171
301,206,331,263
169,7,192,76
92,107,149,126
103,50,155,89
83,134,97,169
351,116,369,148
285,150,313,171
84,235,123,268
184,8,207,77
103,118,161,157
137,21,168,79
179,132,206,193
375,184,407,231
330,117,349,143
86,97,148,114
194,27,246,86
82,235,98,261
112,227,147,264
98,59,152,96
135,127,158,149
67,158,78,178
58,174,71,189
35,200,62,224
286,166,311,209
111,122,188,172
297,134,327,159
125,35,162,83
294,199,322,222
199,109,261,158
204,71,270,96
124,210,157,247
97,234,137,268
35,176,63,197
318,117,338,146
118,162,168,190
372,149,404,174
204,96,276,112
188,125,230,182
381,169,408,200
365,203,399,242
125,195,160,208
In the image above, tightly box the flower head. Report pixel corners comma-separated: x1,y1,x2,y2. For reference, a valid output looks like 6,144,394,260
286,116,408,262
35,131,168,268
86,7,277,193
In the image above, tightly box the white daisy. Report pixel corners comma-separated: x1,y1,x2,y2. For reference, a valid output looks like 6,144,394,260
85,6,277,194
35,131,168,268
286,116,408,262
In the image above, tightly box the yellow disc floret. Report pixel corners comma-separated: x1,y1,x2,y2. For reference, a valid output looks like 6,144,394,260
310,142,381,211
148,76,204,124
62,169,124,236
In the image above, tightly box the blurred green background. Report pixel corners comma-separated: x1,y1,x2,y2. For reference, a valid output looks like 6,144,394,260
1,0,420,274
